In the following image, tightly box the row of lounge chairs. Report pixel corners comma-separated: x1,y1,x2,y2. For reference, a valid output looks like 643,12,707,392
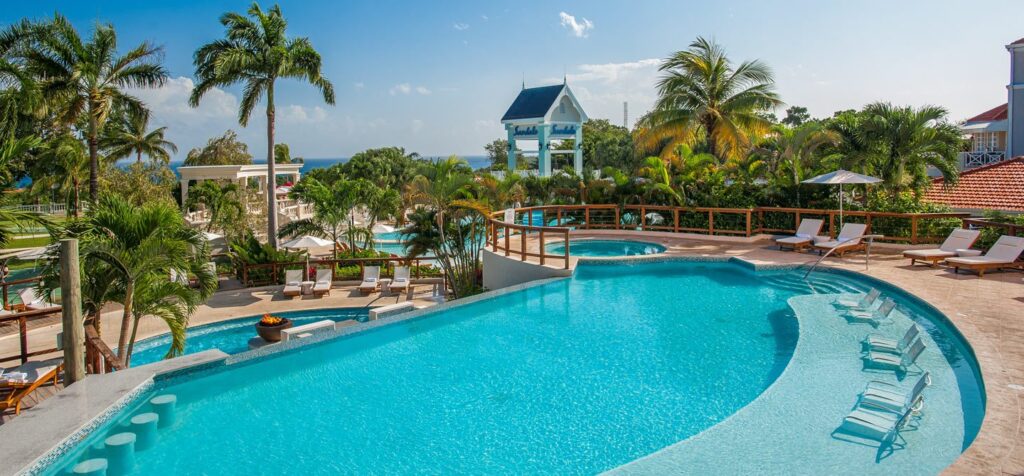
283,269,333,298
776,219,870,256
0,357,63,415
358,266,411,295
833,290,930,445
778,219,1024,277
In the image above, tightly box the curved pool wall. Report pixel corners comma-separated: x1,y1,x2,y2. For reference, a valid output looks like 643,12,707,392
33,257,985,475
546,239,667,257
128,308,371,366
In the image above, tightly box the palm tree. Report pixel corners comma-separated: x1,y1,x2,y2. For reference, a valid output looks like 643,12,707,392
124,268,209,366
637,156,683,206
279,177,363,259
637,37,782,159
858,103,962,196
0,135,43,245
185,180,244,233
81,195,215,365
753,123,840,206
190,3,335,248
101,109,177,163
28,14,168,201
32,134,88,217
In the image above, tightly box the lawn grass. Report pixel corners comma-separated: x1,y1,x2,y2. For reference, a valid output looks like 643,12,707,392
6,235,51,249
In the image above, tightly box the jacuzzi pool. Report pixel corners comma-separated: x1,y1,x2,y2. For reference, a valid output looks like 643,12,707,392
40,260,984,475
545,239,666,257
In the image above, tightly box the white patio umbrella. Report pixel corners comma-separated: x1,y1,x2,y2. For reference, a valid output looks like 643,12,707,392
802,169,882,226
281,235,333,250
371,223,396,234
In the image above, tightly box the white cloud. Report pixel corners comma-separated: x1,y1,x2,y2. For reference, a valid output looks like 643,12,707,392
559,12,593,38
131,76,236,119
480,15,488,21
411,119,424,134
563,58,660,84
281,105,328,123
453,22,469,31
389,83,412,96
353,82,365,89
415,86,432,95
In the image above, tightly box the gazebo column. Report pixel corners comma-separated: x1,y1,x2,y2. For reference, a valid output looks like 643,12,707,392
179,180,189,208
505,125,517,170
537,124,551,177
573,126,583,176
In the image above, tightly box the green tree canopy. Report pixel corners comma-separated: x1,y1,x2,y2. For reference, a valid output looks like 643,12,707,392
183,130,252,166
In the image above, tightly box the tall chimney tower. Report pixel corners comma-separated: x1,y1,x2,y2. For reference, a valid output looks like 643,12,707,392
623,102,628,128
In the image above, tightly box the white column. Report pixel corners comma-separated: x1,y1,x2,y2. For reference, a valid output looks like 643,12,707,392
573,125,583,176
180,180,189,208
537,124,551,177
505,125,517,170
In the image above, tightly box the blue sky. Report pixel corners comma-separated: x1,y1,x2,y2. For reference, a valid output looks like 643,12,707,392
6,1,1024,159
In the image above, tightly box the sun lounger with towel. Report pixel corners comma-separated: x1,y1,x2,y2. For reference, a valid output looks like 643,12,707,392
313,269,332,296
282,270,302,298
17,288,58,310
775,218,824,251
390,266,411,293
1,357,62,415
359,266,381,294
903,228,981,266
813,222,869,256
944,235,1024,277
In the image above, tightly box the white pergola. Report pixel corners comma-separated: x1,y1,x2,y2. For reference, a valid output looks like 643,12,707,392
178,163,302,207
501,82,588,177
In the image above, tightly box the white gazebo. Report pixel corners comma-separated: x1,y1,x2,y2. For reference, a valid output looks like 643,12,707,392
177,163,302,207
501,81,588,177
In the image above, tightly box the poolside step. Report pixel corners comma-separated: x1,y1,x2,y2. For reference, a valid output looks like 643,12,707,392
281,320,336,342
72,458,107,476
369,302,416,320
129,413,159,451
149,395,177,428
103,432,136,476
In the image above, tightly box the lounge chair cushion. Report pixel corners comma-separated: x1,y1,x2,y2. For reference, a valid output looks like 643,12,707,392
776,236,812,245
903,249,956,259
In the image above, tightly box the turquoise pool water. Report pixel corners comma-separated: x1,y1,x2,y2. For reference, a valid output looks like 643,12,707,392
546,239,666,257
373,230,404,242
129,308,369,366
47,261,984,475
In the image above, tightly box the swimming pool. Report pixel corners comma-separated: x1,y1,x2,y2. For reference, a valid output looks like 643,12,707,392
546,239,667,257
128,308,371,367
42,260,984,475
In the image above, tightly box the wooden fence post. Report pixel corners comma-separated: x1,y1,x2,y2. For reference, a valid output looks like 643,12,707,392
60,239,85,385
615,207,620,230
708,210,715,235
911,216,919,245
673,209,680,233
745,210,752,237
539,229,546,266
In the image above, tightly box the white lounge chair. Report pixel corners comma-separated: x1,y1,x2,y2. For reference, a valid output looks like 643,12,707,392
864,338,926,373
846,298,896,326
1,357,62,415
17,288,58,310
860,372,930,414
775,218,824,251
835,400,914,444
835,288,881,310
864,324,920,354
390,266,411,293
359,266,381,294
903,228,981,267
945,235,1024,277
813,222,869,256
282,270,302,298
312,269,332,296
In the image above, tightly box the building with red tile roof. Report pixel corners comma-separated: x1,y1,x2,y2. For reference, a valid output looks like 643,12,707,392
958,38,1024,170
923,157,1024,212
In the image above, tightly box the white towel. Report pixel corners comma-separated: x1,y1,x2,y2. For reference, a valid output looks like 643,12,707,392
287,281,300,286
365,278,377,283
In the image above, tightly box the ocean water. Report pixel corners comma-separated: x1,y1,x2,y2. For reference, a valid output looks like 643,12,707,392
165,155,491,177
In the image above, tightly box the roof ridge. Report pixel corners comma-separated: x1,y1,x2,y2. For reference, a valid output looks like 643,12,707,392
931,156,1024,184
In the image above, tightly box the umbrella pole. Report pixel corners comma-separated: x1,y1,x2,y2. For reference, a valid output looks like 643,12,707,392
839,183,844,227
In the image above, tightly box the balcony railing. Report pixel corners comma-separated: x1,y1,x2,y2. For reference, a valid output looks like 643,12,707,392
959,151,1006,170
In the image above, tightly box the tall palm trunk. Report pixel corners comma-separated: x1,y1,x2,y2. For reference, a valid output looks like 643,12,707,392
703,118,717,158
266,82,278,248
88,114,99,201
116,281,134,359
71,178,80,218
137,150,142,163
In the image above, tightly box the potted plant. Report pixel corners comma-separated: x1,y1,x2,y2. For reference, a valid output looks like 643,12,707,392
255,313,292,342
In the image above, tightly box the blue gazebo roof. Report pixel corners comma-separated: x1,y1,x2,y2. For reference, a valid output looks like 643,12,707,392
501,85,565,121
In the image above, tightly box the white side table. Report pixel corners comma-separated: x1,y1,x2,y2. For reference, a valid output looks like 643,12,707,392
300,280,315,295
955,249,982,257
379,278,393,296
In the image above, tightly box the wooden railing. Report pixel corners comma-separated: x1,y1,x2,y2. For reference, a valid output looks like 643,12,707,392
0,306,62,365
485,210,572,269
961,218,1024,237
85,323,126,373
239,256,441,288
487,205,972,245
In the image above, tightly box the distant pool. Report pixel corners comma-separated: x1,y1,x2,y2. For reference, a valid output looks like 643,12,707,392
129,308,369,366
546,239,666,257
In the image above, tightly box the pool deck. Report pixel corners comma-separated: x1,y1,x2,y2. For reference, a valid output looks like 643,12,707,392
2,233,1023,474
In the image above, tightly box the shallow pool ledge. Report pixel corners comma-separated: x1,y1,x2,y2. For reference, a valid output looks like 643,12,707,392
0,350,228,476
607,293,968,475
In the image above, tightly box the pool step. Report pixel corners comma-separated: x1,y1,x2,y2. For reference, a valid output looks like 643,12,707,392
62,394,179,475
